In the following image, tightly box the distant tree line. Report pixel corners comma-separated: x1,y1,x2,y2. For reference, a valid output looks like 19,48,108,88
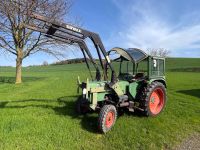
51,58,91,65
50,48,171,66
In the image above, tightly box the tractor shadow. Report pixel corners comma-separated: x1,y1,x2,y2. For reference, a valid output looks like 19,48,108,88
177,89,200,99
0,96,99,133
0,96,146,134
55,96,99,133
0,76,45,84
54,96,147,133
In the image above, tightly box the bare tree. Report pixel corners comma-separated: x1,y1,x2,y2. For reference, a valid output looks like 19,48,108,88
0,0,72,83
147,48,170,57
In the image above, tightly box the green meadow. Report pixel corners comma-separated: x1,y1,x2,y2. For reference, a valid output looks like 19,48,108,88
0,58,200,150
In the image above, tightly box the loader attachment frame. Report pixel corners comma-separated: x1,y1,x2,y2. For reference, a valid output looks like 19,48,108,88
25,13,117,83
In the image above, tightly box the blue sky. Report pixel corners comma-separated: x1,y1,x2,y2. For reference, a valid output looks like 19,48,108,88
1,0,200,66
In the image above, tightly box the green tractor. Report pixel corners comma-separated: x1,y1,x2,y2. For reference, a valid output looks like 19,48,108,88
25,13,167,133
77,48,166,133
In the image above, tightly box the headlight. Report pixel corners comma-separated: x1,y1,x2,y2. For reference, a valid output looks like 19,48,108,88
83,88,87,95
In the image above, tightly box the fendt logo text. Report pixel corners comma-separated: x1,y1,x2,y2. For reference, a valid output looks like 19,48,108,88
66,25,82,33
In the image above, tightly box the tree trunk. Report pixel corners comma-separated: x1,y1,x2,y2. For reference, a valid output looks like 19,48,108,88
15,51,23,84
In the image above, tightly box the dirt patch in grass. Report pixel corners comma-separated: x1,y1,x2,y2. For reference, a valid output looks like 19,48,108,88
174,133,200,150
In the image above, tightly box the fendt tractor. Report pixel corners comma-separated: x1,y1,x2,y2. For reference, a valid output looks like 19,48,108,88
25,13,167,133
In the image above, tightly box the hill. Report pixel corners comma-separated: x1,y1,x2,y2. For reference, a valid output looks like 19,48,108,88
0,57,199,149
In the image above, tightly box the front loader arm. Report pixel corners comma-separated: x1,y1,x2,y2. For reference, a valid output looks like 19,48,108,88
25,12,117,83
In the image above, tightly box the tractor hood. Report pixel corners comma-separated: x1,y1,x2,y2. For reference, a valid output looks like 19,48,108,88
108,47,148,63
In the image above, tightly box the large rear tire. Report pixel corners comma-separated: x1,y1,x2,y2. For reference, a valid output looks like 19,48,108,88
98,105,117,133
140,82,166,116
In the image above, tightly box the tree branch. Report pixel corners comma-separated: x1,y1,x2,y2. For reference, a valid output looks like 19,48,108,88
0,0,74,60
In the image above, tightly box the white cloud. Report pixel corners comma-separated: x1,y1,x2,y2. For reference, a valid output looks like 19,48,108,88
108,0,200,57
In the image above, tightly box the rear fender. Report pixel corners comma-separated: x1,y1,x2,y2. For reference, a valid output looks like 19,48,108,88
149,79,167,88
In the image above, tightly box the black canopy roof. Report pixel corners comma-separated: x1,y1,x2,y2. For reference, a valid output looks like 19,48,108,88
108,47,148,63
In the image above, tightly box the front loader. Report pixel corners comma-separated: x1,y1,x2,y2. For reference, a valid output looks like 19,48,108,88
25,12,167,133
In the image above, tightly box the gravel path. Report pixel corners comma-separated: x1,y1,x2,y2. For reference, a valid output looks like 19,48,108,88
174,133,200,150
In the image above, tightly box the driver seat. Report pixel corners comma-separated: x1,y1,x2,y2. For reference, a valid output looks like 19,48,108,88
134,73,144,79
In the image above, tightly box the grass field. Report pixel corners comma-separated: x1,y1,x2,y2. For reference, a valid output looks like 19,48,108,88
0,58,200,150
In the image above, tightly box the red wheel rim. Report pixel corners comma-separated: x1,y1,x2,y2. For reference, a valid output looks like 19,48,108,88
149,88,164,115
105,111,114,128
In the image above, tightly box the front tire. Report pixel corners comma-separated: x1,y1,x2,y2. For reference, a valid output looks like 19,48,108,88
98,105,117,133
140,82,166,116
75,96,90,115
